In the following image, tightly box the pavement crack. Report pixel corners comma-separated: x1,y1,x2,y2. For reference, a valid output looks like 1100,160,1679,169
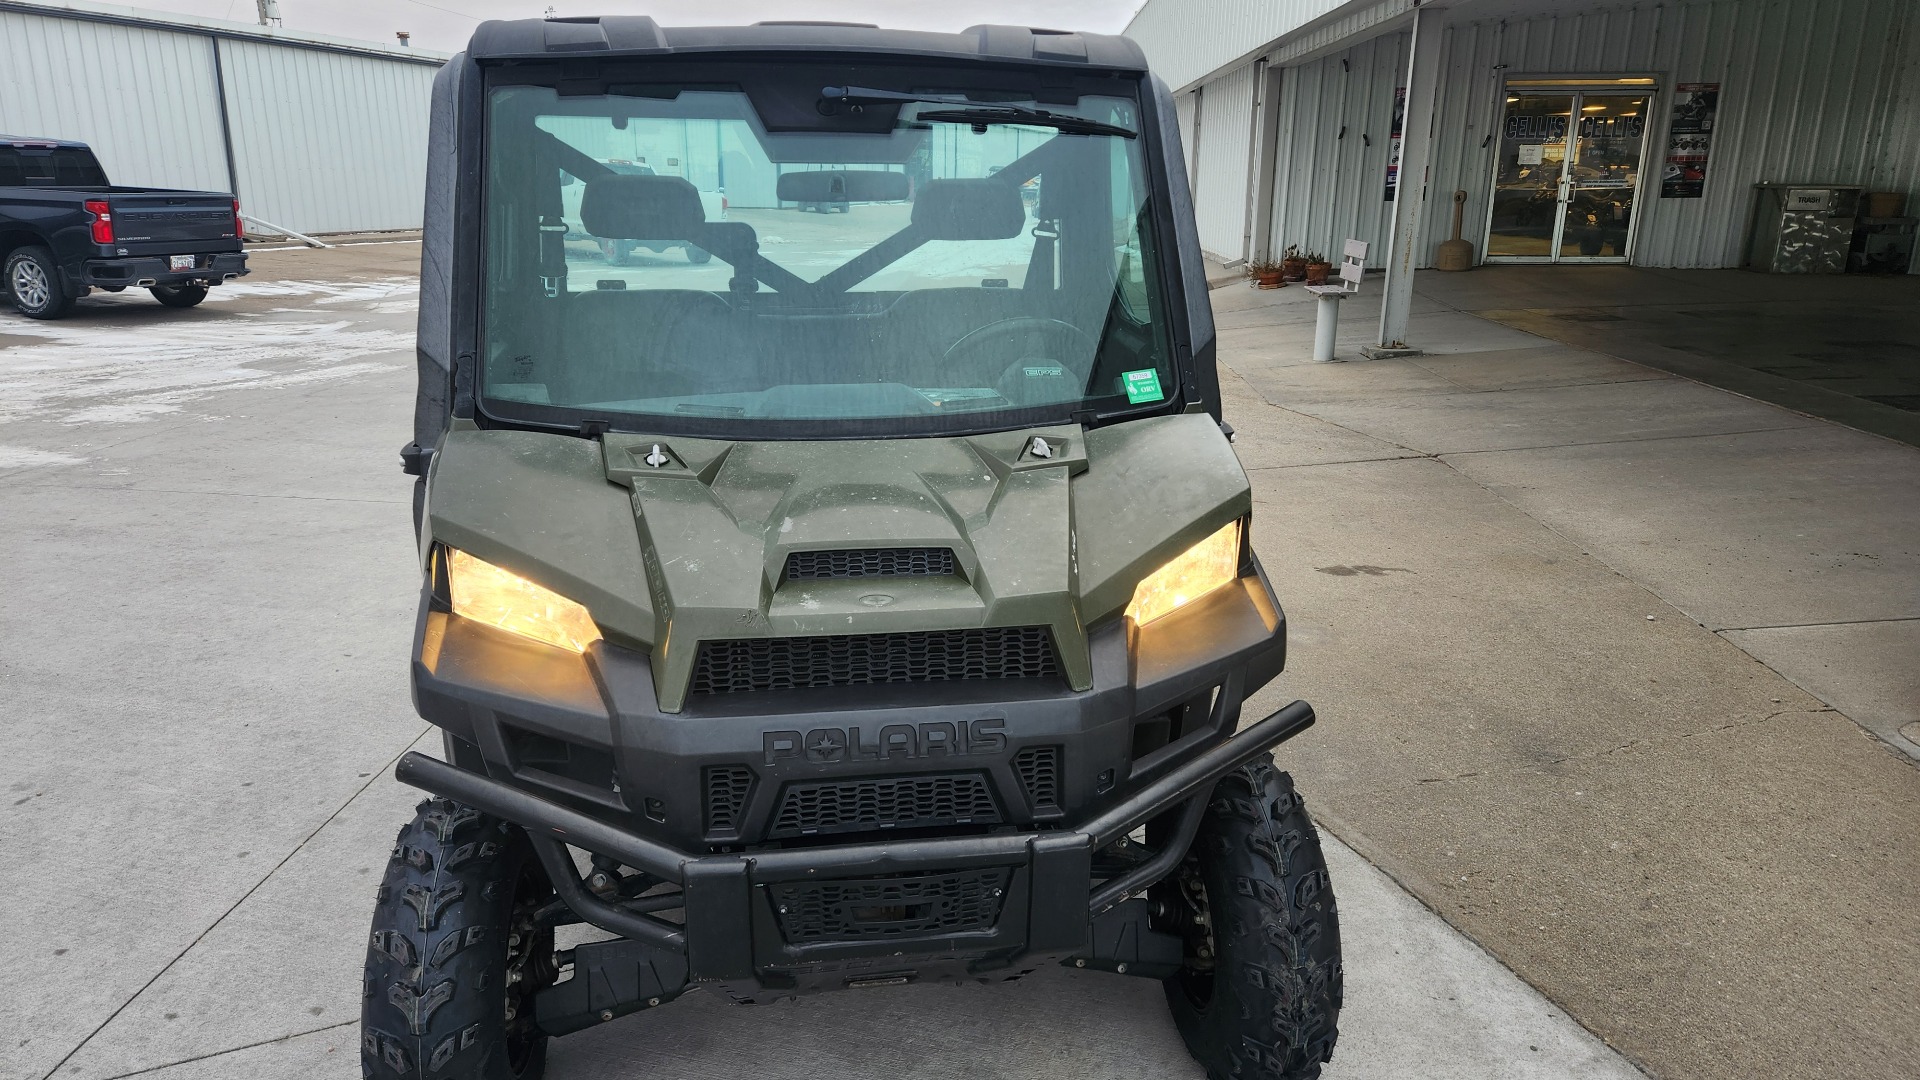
1390,708,1825,792
1716,615,1920,632
93,1021,356,1080
36,736,425,1080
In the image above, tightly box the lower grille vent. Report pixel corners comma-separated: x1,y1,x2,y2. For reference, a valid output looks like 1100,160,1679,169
703,765,755,835
771,773,999,838
770,868,1011,942
785,547,956,580
1012,746,1061,813
690,626,1061,695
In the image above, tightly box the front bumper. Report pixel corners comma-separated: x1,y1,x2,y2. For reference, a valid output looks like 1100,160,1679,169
395,697,1315,1024
80,252,248,288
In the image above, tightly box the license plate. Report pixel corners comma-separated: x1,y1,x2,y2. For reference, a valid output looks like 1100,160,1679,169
169,255,195,271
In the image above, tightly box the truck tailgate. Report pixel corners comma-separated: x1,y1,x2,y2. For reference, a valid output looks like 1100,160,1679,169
108,193,237,246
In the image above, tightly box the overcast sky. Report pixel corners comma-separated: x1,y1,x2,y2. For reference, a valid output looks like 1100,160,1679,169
139,1,1145,52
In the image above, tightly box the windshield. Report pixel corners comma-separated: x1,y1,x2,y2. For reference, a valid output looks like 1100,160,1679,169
480,68,1175,438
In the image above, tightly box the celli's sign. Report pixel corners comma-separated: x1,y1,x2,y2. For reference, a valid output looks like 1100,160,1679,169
1505,114,1645,140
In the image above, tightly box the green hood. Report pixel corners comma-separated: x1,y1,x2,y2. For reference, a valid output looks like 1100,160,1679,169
425,414,1249,711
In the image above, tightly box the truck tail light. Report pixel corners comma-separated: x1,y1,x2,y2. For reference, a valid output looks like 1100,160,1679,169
84,199,113,244
232,198,243,240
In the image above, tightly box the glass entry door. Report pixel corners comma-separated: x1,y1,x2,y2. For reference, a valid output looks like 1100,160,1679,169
1486,89,1651,261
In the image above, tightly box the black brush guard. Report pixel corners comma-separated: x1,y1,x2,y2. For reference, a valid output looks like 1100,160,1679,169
394,698,1314,1031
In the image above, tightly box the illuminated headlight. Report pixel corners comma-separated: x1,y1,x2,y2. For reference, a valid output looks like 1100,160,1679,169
1124,519,1243,626
446,548,602,652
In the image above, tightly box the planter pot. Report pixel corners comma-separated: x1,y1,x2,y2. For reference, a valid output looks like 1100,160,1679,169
1281,257,1307,281
1304,262,1332,286
1252,271,1286,289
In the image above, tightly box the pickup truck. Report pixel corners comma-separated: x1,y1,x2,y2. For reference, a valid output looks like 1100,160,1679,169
1,136,248,319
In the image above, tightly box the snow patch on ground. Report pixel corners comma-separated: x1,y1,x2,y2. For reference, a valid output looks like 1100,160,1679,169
0,306,411,426
83,277,421,307
0,445,85,469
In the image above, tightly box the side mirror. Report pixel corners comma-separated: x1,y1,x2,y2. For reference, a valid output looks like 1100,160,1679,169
777,170,910,204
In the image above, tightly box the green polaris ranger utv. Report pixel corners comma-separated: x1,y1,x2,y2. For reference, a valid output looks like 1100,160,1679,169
367,16,1341,1080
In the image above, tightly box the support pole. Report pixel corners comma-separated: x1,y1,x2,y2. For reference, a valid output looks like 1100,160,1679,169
241,213,330,248
1370,2,1443,357
1313,295,1342,362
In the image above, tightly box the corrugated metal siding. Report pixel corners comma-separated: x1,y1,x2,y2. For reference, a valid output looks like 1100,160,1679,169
1248,0,1920,270
0,6,441,234
219,39,437,233
1268,33,1408,263
1128,0,1349,90
1871,4,1920,197
1425,0,1920,268
0,10,230,192
1193,64,1259,260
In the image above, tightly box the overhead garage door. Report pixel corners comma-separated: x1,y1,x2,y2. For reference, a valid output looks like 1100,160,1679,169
1191,63,1258,262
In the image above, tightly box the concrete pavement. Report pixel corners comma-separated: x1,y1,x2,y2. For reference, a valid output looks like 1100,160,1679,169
1212,270,1920,1080
1,244,1648,1080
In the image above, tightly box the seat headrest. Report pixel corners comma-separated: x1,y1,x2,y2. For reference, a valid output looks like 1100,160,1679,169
580,173,705,240
911,179,1025,241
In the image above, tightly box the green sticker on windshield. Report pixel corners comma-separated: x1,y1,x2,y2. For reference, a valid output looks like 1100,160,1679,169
1121,368,1164,404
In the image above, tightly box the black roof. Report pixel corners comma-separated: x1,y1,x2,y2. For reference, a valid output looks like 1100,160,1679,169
465,17,1148,71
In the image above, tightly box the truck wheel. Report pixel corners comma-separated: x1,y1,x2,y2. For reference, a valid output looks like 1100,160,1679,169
685,245,712,264
150,284,209,308
5,246,74,319
1157,759,1342,1080
362,798,558,1080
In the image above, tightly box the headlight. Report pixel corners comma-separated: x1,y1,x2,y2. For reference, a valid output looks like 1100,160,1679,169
446,548,602,652
1124,519,1242,626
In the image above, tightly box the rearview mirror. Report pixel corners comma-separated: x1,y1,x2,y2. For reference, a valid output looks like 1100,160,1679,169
777,170,909,204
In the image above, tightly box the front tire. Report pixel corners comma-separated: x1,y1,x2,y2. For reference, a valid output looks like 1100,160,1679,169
5,246,74,319
1157,759,1342,1080
150,284,208,308
685,245,712,264
362,798,557,1080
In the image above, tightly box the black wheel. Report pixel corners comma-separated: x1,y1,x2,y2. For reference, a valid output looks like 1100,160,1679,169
1155,759,1342,1080
150,284,208,308
685,245,712,264
5,246,74,319
362,798,558,1080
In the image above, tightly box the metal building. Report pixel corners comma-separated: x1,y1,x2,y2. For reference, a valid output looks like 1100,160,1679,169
1128,0,1920,341
0,0,445,235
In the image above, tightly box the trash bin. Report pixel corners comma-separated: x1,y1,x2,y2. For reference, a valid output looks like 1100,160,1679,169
1744,184,1862,273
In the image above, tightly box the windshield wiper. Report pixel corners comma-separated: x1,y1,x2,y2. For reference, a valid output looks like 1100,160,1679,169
821,85,1137,139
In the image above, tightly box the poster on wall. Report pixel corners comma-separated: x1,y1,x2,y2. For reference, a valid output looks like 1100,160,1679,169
1384,86,1406,201
1661,83,1719,198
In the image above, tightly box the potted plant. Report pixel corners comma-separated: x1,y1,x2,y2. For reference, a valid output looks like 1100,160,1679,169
1246,257,1286,289
1280,244,1307,281
1303,251,1332,286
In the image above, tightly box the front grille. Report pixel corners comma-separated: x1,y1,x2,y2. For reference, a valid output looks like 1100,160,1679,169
785,547,956,580
770,773,1000,838
703,765,755,835
769,868,1011,942
1012,746,1061,812
690,626,1061,695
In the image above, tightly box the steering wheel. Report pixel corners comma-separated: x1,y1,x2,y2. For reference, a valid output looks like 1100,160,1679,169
943,316,1098,377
